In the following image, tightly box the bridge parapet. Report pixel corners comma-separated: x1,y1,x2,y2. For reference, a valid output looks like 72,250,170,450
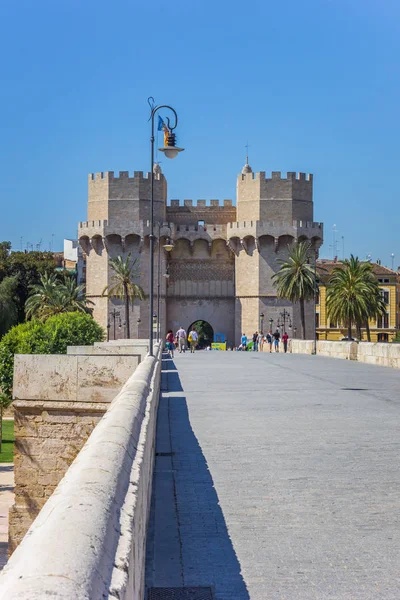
0,343,162,600
290,340,400,368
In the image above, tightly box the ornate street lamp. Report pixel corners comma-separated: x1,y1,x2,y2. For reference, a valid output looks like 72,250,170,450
148,97,184,356
260,312,264,332
269,317,273,331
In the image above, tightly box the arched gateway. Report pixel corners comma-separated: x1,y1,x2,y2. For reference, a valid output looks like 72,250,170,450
187,320,214,348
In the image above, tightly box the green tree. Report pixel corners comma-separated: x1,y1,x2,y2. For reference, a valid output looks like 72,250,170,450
0,246,56,322
0,276,19,337
326,256,385,340
0,312,104,405
272,241,316,340
102,254,144,339
25,272,93,320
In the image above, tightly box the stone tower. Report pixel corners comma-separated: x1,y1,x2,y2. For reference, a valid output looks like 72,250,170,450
233,162,322,340
79,169,167,339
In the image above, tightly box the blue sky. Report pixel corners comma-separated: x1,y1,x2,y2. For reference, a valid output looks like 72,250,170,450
0,0,399,268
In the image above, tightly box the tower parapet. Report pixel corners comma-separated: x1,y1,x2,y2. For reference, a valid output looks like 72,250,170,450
237,170,313,223
88,170,167,225
167,199,236,225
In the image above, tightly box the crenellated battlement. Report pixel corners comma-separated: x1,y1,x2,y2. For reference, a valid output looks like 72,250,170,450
88,170,163,182
175,223,225,233
168,199,233,208
79,220,108,229
229,220,322,229
240,171,313,182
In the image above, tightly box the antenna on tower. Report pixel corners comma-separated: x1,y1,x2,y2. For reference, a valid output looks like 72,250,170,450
391,253,395,270
245,141,250,164
329,224,339,259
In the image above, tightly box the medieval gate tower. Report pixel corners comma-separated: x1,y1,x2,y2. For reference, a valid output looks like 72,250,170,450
79,161,323,344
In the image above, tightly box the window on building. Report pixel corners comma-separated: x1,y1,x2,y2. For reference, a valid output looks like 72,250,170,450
381,289,389,304
377,313,389,328
329,320,338,328
378,333,389,342
384,278,389,283
315,313,320,328
197,220,205,228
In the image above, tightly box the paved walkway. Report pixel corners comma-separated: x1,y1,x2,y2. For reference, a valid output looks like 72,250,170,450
0,464,14,570
145,352,400,599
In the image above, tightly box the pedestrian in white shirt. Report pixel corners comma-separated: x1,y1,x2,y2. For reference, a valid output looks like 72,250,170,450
175,326,187,353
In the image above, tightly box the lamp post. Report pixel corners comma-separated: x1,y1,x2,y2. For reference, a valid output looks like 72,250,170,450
307,249,319,354
107,320,110,342
110,309,120,341
148,97,184,356
137,318,141,338
156,224,174,341
313,249,318,355
278,309,292,333
259,312,264,333
294,326,297,338
269,317,273,331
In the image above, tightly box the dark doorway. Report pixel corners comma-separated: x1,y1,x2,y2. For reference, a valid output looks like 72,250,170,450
188,320,214,349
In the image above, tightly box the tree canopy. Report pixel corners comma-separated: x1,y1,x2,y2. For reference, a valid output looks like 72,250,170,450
326,256,386,340
0,242,56,325
272,241,316,339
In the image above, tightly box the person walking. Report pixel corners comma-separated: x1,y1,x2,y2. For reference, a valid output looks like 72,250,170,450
258,331,264,352
273,329,281,352
240,333,247,351
282,331,289,353
266,331,273,353
166,329,175,358
175,326,187,353
252,331,258,352
188,327,198,353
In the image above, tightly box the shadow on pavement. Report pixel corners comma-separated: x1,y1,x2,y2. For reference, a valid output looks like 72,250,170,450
145,356,250,600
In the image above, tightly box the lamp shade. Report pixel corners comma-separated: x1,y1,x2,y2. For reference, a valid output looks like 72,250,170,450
158,146,184,159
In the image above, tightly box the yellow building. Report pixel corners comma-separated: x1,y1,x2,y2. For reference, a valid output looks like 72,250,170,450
316,260,400,342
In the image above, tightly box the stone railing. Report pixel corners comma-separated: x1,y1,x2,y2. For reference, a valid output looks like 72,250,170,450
290,339,400,368
0,343,162,600
358,342,400,368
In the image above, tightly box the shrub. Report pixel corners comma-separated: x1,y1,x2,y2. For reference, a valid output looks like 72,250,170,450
0,312,104,402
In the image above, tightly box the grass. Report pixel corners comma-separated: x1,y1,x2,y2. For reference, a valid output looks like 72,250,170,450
0,419,14,463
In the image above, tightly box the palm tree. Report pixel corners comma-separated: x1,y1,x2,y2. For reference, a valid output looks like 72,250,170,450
25,272,61,320
326,256,384,340
25,273,93,320
272,241,316,339
102,254,144,339
60,275,93,314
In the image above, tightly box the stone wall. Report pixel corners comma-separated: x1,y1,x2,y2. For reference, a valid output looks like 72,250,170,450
9,352,139,554
317,341,358,360
0,345,162,600
358,342,400,368
291,340,400,368
290,339,315,354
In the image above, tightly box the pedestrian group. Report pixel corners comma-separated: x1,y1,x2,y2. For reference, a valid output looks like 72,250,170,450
238,330,290,353
166,325,199,357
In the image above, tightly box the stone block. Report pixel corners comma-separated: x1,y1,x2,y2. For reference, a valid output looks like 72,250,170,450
13,354,139,404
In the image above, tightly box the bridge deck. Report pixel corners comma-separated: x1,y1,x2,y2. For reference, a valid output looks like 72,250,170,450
145,352,400,600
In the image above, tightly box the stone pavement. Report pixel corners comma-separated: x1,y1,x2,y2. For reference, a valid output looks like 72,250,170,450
145,351,400,599
0,464,14,570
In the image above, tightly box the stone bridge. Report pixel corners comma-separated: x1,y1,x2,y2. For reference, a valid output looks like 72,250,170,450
1,343,400,599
